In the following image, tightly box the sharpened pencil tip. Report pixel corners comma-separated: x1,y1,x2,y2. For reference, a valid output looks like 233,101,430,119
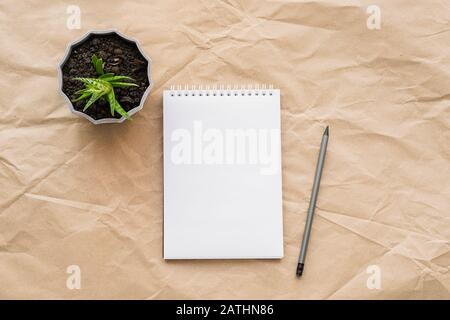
296,263,304,277
324,126,329,136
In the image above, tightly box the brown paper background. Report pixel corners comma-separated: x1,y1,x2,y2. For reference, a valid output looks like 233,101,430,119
0,0,449,299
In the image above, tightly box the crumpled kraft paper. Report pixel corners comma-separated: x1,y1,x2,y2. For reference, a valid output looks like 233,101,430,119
0,0,449,299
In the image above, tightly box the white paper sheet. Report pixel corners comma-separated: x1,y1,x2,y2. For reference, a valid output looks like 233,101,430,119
163,89,283,259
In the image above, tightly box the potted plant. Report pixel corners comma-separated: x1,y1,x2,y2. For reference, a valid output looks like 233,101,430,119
58,30,152,124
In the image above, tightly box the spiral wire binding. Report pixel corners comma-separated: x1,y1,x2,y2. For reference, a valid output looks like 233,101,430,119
169,84,275,97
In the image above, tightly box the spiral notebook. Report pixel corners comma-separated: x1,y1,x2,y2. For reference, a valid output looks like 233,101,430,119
163,86,283,259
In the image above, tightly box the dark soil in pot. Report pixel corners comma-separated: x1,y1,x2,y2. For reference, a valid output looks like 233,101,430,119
62,33,149,120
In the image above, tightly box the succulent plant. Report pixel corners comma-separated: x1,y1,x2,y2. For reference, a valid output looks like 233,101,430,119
72,54,138,119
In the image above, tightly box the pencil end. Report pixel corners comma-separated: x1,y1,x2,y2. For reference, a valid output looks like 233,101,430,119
296,263,304,277
324,126,329,136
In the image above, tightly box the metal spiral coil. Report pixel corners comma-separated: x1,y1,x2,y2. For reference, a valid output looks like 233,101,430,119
168,84,275,97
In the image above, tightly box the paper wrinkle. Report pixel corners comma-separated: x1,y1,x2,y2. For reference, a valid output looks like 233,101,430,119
24,193,115,214
256,1,360,31
326,250,449,299
1,140,96,214
0,0,449,299
318,209,449,262
151,54,199,92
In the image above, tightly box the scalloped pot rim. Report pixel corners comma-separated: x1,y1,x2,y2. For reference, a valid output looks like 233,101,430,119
57,29,153,124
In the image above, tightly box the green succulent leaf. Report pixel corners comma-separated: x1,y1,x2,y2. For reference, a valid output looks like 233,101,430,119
72,92,91,102
91,54,104,75
110,82,139,88
113,100,130,119
106,91,116,116
102,75,135,82
106,90,130,119
73,77,100,86
98,73,115,79
83,93,102,111
74,88,89,94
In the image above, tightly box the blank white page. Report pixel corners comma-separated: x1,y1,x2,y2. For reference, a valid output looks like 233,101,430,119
163,88,283,259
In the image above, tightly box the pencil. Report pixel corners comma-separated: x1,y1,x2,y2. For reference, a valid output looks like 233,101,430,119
296,126,329,277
